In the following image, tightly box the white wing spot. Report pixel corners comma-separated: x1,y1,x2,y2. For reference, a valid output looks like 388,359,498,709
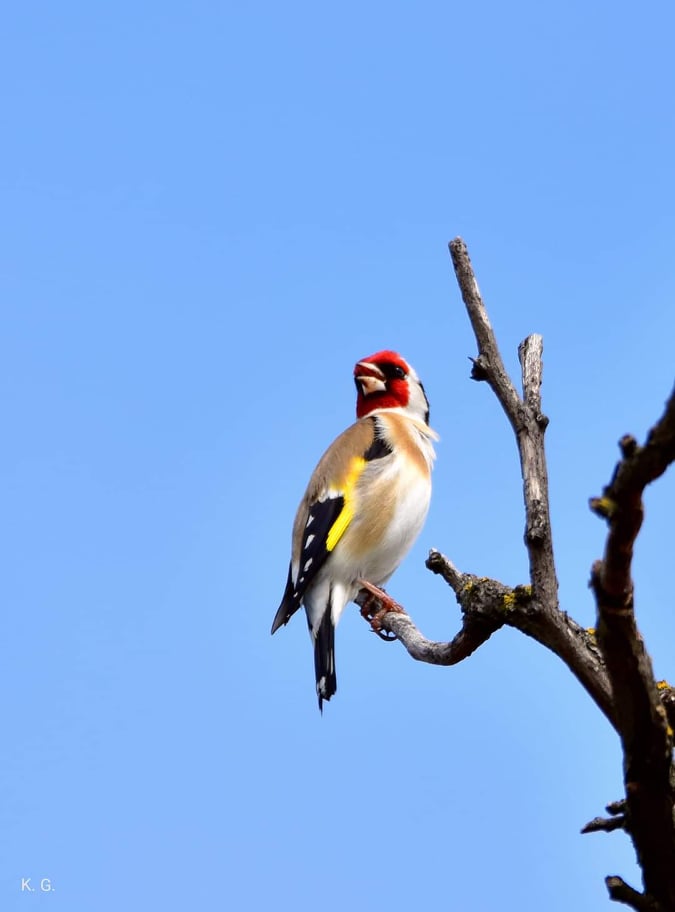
303,558,313,572
306,514,315,528
305,534,315,548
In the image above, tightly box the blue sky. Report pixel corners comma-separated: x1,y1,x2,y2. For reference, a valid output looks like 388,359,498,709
2,2,675,909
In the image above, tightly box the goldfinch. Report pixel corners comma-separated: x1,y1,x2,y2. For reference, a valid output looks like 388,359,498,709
271,350,437,710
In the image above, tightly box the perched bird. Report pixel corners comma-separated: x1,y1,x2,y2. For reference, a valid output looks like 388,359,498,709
271,350,438,710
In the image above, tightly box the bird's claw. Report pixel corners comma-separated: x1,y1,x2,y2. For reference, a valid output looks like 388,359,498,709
374,626,399,642
357,580,407,642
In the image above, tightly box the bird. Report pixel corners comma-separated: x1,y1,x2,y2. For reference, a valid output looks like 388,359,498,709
271,350,438,711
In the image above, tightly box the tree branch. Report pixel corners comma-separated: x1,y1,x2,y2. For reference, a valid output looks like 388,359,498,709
358,549,616,727
605,876,663,912
657,681,675,732
355,555,508,665
360,239,615,726
447,238,522,424
424,553,614,720
355,238,675,907
590,387,675,909
582,815,627,835
582,799,628,835
449,238,559,614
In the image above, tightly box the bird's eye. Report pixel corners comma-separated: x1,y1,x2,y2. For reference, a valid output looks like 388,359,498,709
376,361,408,381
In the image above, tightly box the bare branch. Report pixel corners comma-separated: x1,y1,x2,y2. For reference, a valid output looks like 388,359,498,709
448,238,522,429
355,556,507,665
519,334,545,420
607,799,628,815
358,549,617,727
591,387,675,601
516,334,558,609
449,239,559,614
355,597,502,666
582,815,627,835
359,240,613,726
657,681,675,732
424,549,467,595
605,876,663,912
590,386,675,908
354,239,675,906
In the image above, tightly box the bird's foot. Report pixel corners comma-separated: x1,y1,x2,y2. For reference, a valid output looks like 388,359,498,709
357,580,406,641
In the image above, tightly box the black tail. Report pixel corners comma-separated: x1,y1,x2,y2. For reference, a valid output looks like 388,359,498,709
314,610,337,712
271,563,302,634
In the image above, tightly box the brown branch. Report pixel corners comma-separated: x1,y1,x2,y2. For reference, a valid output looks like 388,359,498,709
355,598,502,666
582,815,627,834
358,550,617,726
657,681,675,732
359,239,615,726
448,239,610,721
449,238,559,614
355,557,506,666
355,238,675,907
516,335,558,610
582,800,628,834
424,553,614,720
590,386,675,909
605,876,663,912
591,388,675,597
448,238,522,423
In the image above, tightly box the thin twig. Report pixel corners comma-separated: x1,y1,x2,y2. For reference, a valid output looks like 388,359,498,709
448,238,522,430
581,815,627,834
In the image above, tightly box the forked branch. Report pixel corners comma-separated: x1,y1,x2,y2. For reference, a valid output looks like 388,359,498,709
357,237,675,909
360,237,614,727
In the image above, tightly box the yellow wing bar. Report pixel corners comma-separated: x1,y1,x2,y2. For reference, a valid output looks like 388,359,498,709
325,456,366,552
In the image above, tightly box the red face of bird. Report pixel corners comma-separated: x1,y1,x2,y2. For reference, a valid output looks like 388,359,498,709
353,350,430,424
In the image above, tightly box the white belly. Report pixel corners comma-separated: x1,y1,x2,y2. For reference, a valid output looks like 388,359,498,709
303,411,436,634
330,466,431,590
363,473,430,584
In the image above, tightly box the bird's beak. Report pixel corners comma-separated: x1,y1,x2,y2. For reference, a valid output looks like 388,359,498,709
354,361,386,396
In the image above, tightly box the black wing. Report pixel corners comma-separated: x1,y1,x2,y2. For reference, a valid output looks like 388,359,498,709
270,416,393,635
270,495,344,634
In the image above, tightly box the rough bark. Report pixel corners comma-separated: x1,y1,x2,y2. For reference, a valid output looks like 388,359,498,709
590,394,675,910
